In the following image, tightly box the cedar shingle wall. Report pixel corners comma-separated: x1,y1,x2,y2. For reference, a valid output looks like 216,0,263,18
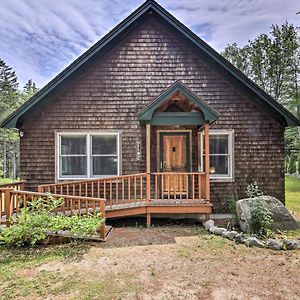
20,16,285,212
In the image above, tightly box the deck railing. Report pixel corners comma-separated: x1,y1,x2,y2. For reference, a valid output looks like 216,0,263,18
38,172,208,205
39,173,148,208
152,172,207,202
0,181,25,223
0,189,106,238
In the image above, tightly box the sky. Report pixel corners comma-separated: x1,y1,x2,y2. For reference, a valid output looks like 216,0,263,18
0,0,299,88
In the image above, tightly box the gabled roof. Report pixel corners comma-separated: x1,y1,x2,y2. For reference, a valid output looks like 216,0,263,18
1,0,300,128
138,81,219,125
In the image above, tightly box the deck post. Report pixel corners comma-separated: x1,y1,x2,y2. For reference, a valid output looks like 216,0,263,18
146,124,151,226
204,123,210,202
99,200,106,239
4,189,13,227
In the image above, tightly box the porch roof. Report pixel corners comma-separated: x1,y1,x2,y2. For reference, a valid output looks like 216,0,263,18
138,81,219,125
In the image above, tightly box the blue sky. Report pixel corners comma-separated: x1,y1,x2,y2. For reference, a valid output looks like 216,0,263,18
0,0,299,88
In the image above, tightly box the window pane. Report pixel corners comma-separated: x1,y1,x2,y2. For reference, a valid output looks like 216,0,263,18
210,135,228,154
92,156,118,176
61,136,86,155
92,135,117,155
61,156,87,176
210,155,229,175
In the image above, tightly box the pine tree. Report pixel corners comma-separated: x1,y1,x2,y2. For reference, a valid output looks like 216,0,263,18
23,79,38,95
0,59,19,121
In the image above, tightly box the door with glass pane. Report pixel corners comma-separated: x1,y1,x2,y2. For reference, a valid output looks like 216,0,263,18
159,131,191,197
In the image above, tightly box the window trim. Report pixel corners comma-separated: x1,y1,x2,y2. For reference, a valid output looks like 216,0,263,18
56,131,121,180
199,129,234,182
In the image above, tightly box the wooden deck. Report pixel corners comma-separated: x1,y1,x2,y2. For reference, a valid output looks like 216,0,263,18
0,172,212,236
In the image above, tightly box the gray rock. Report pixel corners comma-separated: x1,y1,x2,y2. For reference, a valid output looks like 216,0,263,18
209,226,218,234
266,239,283,250
282,239,300,250
221,230,230,238
245,237,265,248
234,233,246,244
204,220,214,231
236,196,299,233
227,231,238,240
214,227,227,235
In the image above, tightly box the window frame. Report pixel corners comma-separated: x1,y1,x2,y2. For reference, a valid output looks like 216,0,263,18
56,131,121,180
199,129,234,182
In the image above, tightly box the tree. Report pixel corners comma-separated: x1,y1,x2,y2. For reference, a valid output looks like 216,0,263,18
23,79,38,95
0,59,19,122
222,23,300,162
222,23,299,107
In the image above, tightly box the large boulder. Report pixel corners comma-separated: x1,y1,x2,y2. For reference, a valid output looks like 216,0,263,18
236,196,299,233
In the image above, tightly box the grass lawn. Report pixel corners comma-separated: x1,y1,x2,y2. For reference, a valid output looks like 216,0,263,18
285,175,300,219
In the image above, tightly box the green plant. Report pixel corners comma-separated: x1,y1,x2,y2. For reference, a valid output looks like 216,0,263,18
0,195,104,247
251,199,273,238
246,181,263,198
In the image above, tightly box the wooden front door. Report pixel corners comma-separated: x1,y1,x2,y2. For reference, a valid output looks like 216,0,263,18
159,132,191,196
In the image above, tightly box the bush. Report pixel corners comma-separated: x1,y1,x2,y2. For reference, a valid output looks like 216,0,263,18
245,182,273,238
0,196,105,247
251,199,273,238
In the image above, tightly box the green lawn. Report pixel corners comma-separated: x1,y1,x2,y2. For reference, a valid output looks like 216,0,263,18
285,175,300,218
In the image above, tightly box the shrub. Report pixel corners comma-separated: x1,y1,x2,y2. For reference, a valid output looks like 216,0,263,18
245,182,273,238
251,199,273,238
0,196,105,247
246,181,263,198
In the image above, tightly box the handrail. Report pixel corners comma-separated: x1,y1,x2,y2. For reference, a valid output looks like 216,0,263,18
0,181,25,189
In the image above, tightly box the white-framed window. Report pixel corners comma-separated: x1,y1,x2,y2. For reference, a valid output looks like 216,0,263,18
199,130,234,181
56,132,121,180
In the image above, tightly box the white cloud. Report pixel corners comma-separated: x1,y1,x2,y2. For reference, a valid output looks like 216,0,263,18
0,0,299,88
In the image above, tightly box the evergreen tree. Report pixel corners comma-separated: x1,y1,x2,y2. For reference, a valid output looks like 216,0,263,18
0,59,19,122
23,79,38,95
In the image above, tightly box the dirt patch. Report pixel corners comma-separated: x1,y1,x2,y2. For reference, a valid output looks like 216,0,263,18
2,221,300,300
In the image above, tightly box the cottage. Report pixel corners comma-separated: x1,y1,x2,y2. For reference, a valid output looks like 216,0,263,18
2,0,300,224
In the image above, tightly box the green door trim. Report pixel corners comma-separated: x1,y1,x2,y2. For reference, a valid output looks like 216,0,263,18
159,131,191,172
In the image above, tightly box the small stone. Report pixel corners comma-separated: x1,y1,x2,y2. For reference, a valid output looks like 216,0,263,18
221,230,230,238
227,231,238,240
215,227,227,235
266,239,282,250
282,239,300,250
209,226,218,234
245,237,265,248
204,220,214,231
234,233,246,244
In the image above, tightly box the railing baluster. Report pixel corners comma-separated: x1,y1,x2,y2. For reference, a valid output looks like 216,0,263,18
110,179,112,208
134,176,137,201
167,174,170,201
179,175,182,205
140,175,143,201
128,177,131,202
192,174,195,202
155,174,158,200
122,177,125,204
116,177,119,205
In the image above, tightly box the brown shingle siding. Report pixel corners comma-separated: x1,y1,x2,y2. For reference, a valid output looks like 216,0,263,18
20,16,285,212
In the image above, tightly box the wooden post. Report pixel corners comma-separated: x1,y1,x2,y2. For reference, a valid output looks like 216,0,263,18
146,124,151,173
4,189,12,227
99,200,106,239
204,123,210,202
146,124,151,226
